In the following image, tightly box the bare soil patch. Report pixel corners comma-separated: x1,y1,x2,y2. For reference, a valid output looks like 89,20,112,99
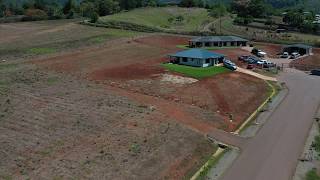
35,36,269,132
291,48,320,70
0,63,214,180
1,33,270,179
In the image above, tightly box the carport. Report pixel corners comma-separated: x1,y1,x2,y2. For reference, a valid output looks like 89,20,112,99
282,44,312,55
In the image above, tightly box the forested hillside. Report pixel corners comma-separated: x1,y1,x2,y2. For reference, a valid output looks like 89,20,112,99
3,0,81,6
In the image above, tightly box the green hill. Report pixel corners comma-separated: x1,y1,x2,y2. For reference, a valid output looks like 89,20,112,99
99,7,213,32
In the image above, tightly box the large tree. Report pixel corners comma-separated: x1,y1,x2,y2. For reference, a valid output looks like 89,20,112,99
63,0,76,14
232,0,267,18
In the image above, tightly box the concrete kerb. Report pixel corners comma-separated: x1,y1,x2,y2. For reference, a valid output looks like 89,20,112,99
191,81,281,180
232,80,277,135
190,147,226,180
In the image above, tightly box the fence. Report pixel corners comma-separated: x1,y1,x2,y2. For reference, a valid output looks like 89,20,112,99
278,63,320,71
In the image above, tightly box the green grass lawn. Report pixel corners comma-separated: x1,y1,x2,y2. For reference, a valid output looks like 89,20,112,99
100,7,213,32
162,63,230,79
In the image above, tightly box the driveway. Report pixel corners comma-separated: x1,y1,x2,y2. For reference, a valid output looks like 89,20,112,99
221,69,320,180
236,67,277,81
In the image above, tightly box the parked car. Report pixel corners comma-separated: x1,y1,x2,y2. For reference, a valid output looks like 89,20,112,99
263,62,276,68
247,56,260,64
251,48,259,55
252,48,267,57
223,60,237,70
311,69,320,76
247,64,255,69
290,52,300,59
238,55,249,61
257,51,267,57
256,60,268,65
280,52,289,58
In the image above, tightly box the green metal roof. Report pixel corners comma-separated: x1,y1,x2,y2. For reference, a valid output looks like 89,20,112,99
169,49,225,59
190,36,248,43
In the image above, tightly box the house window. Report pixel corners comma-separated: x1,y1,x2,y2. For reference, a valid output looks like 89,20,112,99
182,57,187,62
205,59,210,64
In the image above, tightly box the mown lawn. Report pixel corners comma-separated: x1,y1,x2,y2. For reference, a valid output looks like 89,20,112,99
162,63,230,79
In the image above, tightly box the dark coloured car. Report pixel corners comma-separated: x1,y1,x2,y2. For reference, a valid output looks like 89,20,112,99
238,55,249,61
223,59,237,70
247,64,255,69
311,69,320,76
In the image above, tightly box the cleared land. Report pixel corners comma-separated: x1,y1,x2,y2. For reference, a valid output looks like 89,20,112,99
0,20,269,179
0,19,142,61
217,16,320,45
99,7,213,32
291,48,320,70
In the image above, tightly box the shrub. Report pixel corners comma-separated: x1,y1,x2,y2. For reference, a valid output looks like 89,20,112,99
306,169,320,180
90,12,99,23
23,8,48,21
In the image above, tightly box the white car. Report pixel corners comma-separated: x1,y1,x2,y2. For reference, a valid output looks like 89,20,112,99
280,52,289,58
256,60,268,65
290,52,300,59
257,51,267,57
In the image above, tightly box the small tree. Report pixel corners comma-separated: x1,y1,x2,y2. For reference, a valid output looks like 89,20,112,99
0,0,6,17
209,3,227,34
90,12,99,23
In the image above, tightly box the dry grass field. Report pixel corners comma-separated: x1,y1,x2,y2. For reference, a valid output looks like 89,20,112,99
0,20,269,179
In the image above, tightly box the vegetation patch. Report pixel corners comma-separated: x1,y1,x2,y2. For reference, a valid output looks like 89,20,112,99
162,63,230,79
46,77,60,86
306,169,320,180
0,63,18,71
27,47,57,55
194,148,229,180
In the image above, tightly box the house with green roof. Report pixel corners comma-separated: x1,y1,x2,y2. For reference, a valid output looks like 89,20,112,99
168,49,225,67
189,36,249,48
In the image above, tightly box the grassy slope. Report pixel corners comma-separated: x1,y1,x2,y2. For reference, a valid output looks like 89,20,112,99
218,16,320,45
162,63,230,79
0,19,142,60
100,7,213,31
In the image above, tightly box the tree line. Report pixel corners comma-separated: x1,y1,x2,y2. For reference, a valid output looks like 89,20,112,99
0,0,157,21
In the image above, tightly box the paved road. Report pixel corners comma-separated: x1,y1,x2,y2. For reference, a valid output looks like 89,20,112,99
221,69,320,180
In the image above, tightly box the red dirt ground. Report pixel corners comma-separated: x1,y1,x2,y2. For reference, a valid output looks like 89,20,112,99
34,34,269,133
30,35,269,178
133,35,189,49
292,48,320,67
253,42,283,58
